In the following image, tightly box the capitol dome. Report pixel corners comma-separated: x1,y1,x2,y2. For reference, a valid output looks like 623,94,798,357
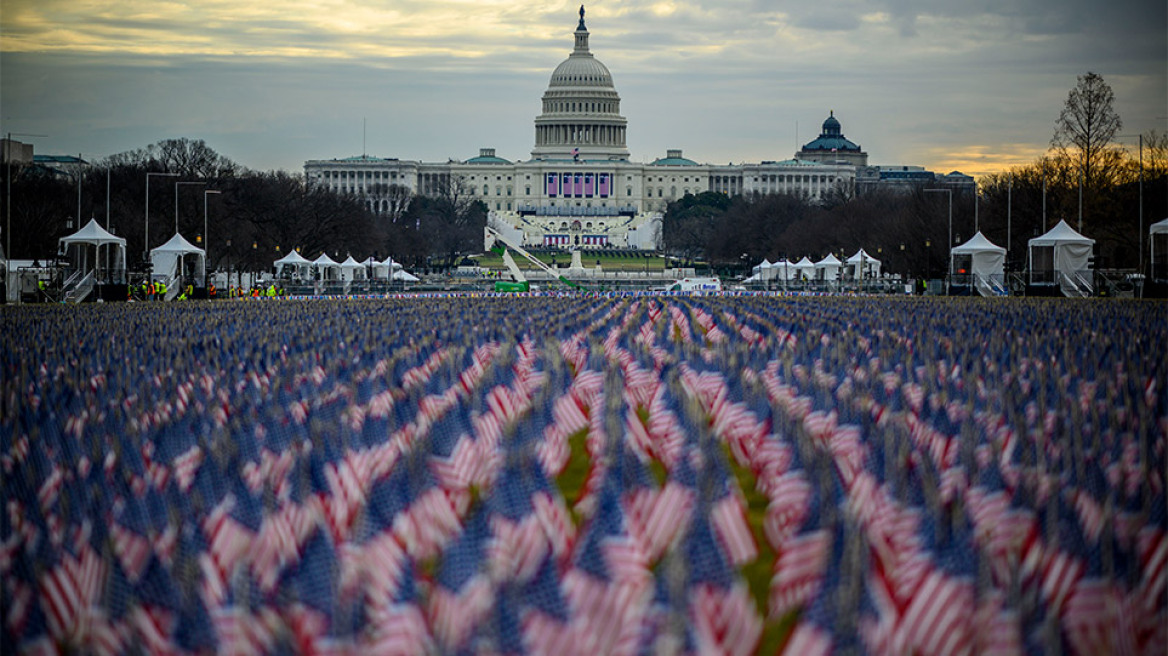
532,6,629,161
549,56,614,88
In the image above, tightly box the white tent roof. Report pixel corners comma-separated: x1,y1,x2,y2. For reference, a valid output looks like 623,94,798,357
151,232,205,282
952,231,1006,254
794,257,815,269
380,255,404,270
393,269,420,282
1150,218,1168,235
274,250,312,266
313,253,341,268
339,255,364,270
846,248,881,264
1029,219,1094,247
151,232,203,256
815,253,842,267
59,218,126,247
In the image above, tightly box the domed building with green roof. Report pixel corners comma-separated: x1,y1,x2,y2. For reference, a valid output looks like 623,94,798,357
797,111,868,166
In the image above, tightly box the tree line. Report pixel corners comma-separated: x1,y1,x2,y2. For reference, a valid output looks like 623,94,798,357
2,138,486,273
664,73,1167,277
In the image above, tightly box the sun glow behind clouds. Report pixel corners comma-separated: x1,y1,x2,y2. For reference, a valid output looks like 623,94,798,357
1,0,1163,175
921,144,1050,178
0,0,572,59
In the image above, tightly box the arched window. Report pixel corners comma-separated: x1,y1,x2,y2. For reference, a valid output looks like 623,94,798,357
483,185,489,195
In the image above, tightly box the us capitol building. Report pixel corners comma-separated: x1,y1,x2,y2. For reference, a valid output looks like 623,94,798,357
304,7,966,250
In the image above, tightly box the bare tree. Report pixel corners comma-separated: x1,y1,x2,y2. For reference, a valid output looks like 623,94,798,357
1051,72,1123,192
1143,130,1168,180
368,183,413,223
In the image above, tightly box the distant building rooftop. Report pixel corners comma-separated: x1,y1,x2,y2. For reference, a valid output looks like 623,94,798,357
465,148,511,165
650,149,699,166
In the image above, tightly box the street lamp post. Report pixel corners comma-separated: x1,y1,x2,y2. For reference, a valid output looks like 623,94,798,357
203,190,221,287
924,188,953,279
145,172,179,263
925,239,932,288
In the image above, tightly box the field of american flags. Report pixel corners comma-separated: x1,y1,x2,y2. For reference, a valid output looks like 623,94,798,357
1,295,1165,655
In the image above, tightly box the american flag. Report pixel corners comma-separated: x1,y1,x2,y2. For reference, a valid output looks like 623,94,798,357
1,295,1165,655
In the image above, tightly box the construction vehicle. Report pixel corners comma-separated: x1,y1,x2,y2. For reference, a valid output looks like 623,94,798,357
484,226,585,292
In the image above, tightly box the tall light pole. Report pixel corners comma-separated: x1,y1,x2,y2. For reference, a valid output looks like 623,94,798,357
1078,169,1084,232
203,189,221,283
145,172,178,262
1007,175,1012,254
924,188,953,277
75,154,83,230
175,181,205,233
973,179,979,232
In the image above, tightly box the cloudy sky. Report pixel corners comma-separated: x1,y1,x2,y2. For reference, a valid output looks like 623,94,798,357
2,0,1164,176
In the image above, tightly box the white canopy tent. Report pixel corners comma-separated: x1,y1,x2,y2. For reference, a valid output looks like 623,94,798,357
362,256,390,280
752,258,773,275
951,232,1006,297
1151,218,1168,282
846,249,882,280
392,268,420,283
380,255,419,283
274,250,313,279
814,253,843,282
339,255,366,282
150,232,205,285
793,257,816,281
1028,220,1094,297
769,260,795,281
58,219,127,285
312,253,342,280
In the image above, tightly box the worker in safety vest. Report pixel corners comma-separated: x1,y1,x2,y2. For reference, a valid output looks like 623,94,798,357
266,284,276,298
209,283,217,299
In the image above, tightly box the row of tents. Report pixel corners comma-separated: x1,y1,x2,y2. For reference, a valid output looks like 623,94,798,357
7,217,1167,302
272,249,420,282
55,220,421,286
747,219,1168,297
16,220,421,302
746,249,883,284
